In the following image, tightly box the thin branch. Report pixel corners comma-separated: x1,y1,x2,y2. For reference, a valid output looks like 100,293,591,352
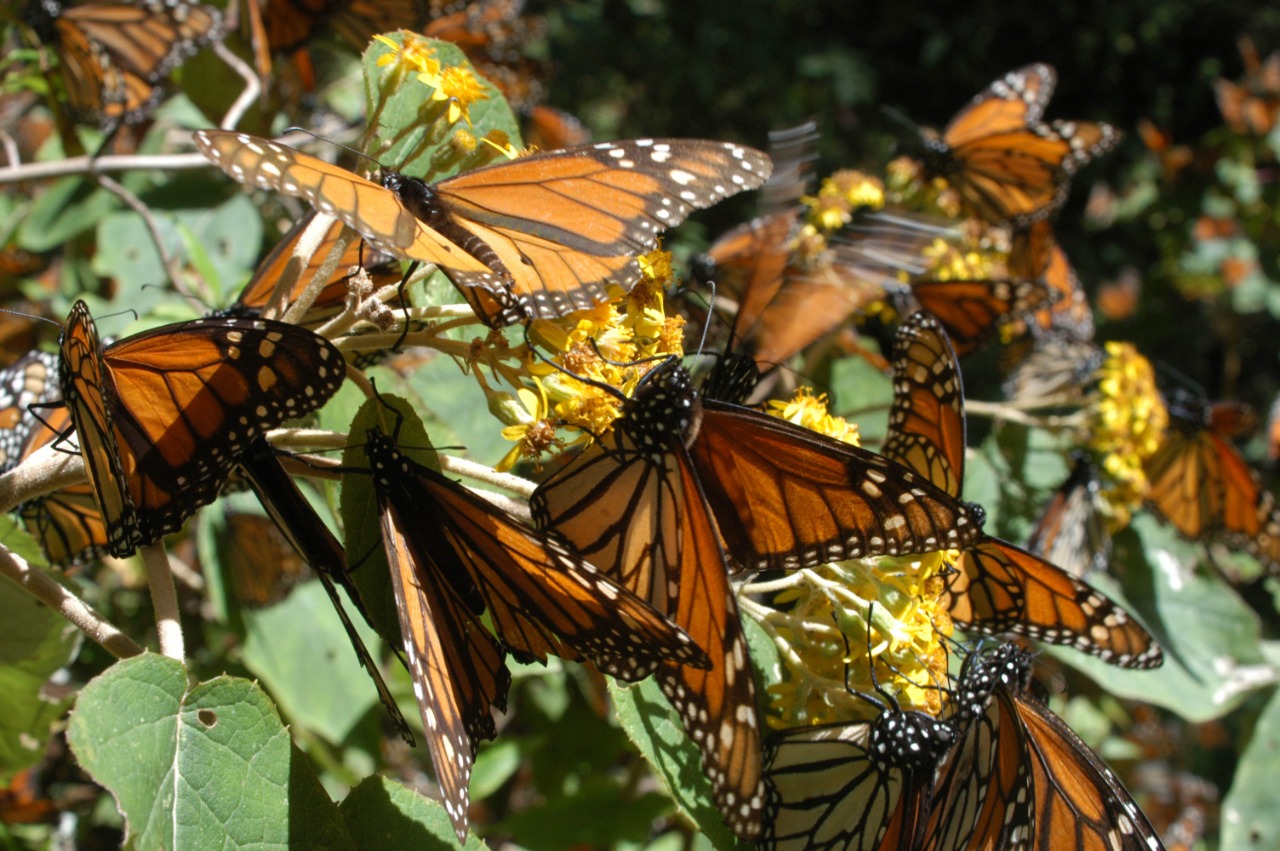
0,152,212,184
141,542,184,661
0,441,85,515
213,41,260,130
440,454,536,499
92,172,194,300
0,543,142,659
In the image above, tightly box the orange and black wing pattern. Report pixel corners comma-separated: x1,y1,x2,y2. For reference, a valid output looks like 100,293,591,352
229,210,403,326
57,300,346,556
195,130,772,326
366,420,707,839
920,64,1120,227
883,313,1161,668
24,0,224,127
530,361,766,840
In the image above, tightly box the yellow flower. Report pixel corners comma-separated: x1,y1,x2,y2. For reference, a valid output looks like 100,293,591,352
426,65,489,125
1086,341,1168,521
373,33,440,79
823,169,885,211
496,381,563,472
750,550,952,728
766,387,860,446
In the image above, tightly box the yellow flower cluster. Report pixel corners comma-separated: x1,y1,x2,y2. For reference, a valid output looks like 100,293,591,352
765,387,860,446
499,249,683,468
754,551,953,728
1087,341,1169,525
373,33,489,127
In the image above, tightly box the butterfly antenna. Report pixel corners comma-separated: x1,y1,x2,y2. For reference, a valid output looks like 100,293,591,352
880,104,923,137
284,126,384,173
0,307,62,331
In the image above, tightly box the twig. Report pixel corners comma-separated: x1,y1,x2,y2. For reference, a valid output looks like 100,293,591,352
440,454,536,499
92,172,194,300
140,542,184,661
0,543,142,659
0,152,212,184
0,441,85,515
213,41,260,130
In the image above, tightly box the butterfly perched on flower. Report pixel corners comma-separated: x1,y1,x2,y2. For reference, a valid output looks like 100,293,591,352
918,63,1121,227
22,0,225,128
883,311,1162,668
195,130,772,327
56,300,347,557
351,396,709,841
531,358,983,838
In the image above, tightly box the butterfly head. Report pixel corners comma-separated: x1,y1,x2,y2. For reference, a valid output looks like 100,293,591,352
625,358,700,450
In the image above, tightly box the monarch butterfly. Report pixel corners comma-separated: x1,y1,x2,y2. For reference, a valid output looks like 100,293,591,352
1001,335,1104,405
193,130,772,327
360,403,710,841
963,643,1167,851
219,512,308,606
252,0,427,54
0,350,59,472
238,444,416,744
0,352,108,566
1007,220,1095,343
22,0,225,128
1144,391,1280,571
904,275,1057,357
1027,454,1112,580
919,63,1121,227
227,210,403,326
1215,37,1280,136
57,300,347,557
883,312,1162,668
531,359,983,838
762,691,959,850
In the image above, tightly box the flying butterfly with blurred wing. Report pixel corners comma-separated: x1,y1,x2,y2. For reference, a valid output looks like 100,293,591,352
919,63,1121,227
56,300,347,557
883,311,1162,668
195,130,772,327
22,0,225,128
1027,454,1113,580
531,358,984,838
357,399,709,841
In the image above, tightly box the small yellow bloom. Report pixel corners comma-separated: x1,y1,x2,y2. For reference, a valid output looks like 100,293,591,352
1086,341,1168,520
373,33,440,79
767,387,860,446
496,381,563,472
427,65,489,125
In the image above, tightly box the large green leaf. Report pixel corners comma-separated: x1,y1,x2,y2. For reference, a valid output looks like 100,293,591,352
0,530,81,779
339,776,489,850
1223,685,1280,849
66,654,354,850
241,581,386,745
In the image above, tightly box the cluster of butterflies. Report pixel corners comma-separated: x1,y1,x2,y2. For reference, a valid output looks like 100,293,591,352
9,0,554,136
0,45,1234,850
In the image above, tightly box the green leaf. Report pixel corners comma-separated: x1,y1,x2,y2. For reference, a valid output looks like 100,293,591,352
339,775,489,850
1046,514,1270,721
241,581,384,745
0,545,80,780
18,177,118,251
1223,685,1280,849
610,616,771,849
360,34,521,178
66,654,354,850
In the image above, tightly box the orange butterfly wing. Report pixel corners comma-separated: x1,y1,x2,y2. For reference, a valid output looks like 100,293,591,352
924,64,1119,226
884,313,1161,669
58,301,346,556
196,131,773,326
31,0,224,127
530,366,766,840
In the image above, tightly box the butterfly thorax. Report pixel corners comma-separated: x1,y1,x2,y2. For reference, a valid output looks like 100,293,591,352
701,351,762,405
381,171,513,281
623,360,701,457
869,709,956,774
364,427,486,615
